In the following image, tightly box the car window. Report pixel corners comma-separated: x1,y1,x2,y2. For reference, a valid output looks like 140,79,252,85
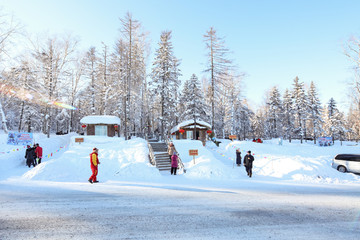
335,154,360,161
351,156,360,161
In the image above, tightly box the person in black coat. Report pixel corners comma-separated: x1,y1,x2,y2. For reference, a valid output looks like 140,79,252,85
236,149,241,166
243,150,255,177
25,145,36,168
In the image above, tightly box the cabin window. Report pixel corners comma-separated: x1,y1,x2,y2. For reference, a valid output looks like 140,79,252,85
186,130,193,139
95,125,107,136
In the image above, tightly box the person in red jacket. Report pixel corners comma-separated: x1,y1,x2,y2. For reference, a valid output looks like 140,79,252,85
35,143,43,165
88,147,100,184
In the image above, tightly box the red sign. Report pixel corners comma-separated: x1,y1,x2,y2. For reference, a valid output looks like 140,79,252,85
189,149,198,156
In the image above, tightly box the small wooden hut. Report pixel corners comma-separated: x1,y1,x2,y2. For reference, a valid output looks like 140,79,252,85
170,120,211,144
80,115,120,137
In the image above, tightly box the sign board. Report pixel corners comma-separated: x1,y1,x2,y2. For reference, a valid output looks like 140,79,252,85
75,137,84,143
7,132,33,145
317,137,332,146
229,135,237,140
189,149,198,156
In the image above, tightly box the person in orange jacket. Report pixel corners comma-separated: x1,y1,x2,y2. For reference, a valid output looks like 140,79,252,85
88,147,100,184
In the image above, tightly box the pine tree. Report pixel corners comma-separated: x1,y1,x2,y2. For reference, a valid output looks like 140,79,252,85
323,98,346,143
292,76,308,143
85,47,98,115
266,86,283,139
150,30,181,140
282,88,295,142
307,81,323,144
179,74,207,122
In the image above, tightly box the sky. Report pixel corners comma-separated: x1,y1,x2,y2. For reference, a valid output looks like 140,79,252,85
1,0,359,112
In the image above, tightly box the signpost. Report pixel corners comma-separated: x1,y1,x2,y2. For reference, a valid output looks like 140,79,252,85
189,149,198,164
229,135,237,140
75,137,84,144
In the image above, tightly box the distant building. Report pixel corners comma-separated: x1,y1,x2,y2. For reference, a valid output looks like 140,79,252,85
170,120,211,144
80,115,120,137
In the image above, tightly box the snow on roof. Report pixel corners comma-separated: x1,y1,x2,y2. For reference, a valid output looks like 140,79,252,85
170,120,211,133
80,115,121,125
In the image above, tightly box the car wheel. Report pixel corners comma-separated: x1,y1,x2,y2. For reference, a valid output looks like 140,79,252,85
338,166,347,173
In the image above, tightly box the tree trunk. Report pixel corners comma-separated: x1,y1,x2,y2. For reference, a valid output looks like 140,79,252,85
0,100,9,133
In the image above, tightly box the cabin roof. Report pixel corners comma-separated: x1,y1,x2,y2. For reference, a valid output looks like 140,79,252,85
170,120,211,133
80,115,121,125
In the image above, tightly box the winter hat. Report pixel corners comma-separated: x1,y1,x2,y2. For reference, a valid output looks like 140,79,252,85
93,147,98,151
173,152,177,155
247,150,251,153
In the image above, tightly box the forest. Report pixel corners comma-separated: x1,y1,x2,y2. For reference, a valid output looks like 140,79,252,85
0,12,360,143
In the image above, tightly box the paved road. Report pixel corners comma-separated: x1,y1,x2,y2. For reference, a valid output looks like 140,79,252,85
0,181,359,239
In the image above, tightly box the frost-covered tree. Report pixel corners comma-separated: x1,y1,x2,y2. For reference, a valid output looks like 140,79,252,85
234,101,253,140
150,30,181,140
292,76,308,143
0,12,21,133
84,47,98,115
115,12,148,139
344,37,360,141
282,88,295,142
30,35,77,137
266,86,283,139
323,98,346,143
346,105,360,141
179,74,208,122
203,27,233,132
251,109,266,139
307,81,323,144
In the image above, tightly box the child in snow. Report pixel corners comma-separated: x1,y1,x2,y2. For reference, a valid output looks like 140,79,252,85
171,152,178,175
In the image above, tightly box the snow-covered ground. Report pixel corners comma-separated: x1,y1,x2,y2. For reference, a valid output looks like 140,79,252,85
1,132,360,239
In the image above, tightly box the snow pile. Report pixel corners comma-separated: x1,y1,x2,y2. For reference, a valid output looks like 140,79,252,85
207,138,360,184
0,132,73,180
1,130,360,185
21,136,160,182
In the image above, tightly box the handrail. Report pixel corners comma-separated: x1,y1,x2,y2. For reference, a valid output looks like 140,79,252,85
147,142,156,166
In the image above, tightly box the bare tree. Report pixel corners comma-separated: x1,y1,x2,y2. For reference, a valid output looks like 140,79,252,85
30,34,78,137
0,12,21,133
203,27,233,132
344,37,360,140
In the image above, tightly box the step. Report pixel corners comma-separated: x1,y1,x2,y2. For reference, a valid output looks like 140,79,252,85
158,167,171,171
155,154,170,159
155,153,169,156
156,159,171,163
155,158,170,163
156,163,171,167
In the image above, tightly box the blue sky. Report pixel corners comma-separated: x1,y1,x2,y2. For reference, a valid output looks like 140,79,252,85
1,0,359,111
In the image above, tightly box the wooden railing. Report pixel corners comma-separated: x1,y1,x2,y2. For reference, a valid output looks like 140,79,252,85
147,142,156,166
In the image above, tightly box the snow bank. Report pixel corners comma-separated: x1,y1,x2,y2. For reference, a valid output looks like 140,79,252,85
208,138,360,184
1,130,360,186
21,136,161,182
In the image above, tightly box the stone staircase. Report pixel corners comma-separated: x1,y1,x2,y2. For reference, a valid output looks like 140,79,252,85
148,140,171,172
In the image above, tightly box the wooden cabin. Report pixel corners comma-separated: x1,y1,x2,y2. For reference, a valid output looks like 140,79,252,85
80,115,120,137
170,120,211,144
